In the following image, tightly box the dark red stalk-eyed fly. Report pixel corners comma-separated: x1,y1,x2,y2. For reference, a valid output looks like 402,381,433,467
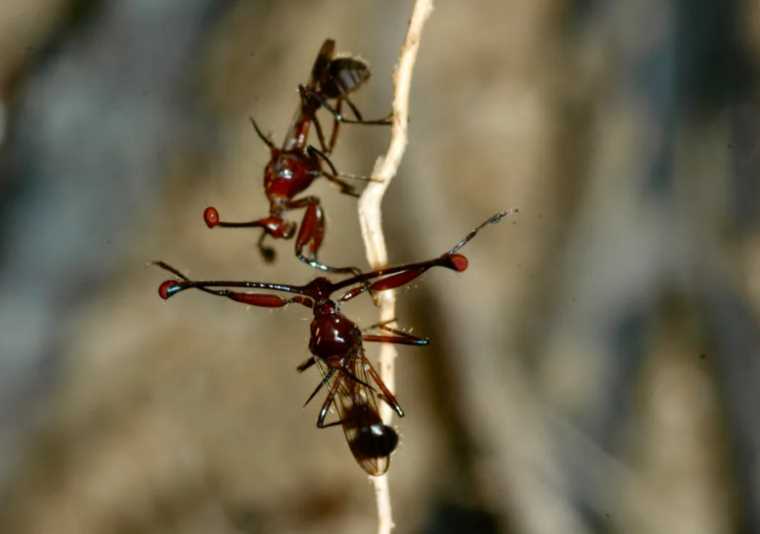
155,212,507,475
203,39,391,273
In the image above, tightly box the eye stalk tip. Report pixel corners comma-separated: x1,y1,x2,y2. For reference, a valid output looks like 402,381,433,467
449,254,468,272
158,280,180,300
203,207,220,228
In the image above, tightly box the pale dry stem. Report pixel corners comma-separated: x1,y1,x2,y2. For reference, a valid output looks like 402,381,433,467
357,1,434,533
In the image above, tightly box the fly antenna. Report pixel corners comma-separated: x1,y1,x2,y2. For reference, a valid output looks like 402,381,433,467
448,209,515,255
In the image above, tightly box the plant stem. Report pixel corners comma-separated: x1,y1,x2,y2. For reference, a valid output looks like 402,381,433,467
357,1,434,533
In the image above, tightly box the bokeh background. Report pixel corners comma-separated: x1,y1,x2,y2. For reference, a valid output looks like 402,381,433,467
0,1,758,533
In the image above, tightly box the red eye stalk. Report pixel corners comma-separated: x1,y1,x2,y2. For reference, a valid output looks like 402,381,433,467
229,293,288,307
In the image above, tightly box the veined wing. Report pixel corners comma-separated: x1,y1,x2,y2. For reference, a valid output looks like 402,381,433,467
330,350,399,476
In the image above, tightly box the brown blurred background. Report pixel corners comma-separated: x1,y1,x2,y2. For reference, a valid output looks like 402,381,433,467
0,1,758,533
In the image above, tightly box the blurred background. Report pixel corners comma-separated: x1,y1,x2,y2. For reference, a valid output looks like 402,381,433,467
0,1,758,533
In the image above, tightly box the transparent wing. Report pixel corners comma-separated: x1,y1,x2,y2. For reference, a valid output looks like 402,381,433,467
320,350,399,476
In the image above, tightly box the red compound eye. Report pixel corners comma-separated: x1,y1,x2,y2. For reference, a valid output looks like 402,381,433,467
449,254,468,272
203,207,220,228
158,280,180,300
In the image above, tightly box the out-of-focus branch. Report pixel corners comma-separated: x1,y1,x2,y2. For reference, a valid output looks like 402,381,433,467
357,1,434,533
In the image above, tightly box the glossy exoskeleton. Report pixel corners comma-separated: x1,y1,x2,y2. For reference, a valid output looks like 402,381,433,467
155,212,507,475
203,39,391,273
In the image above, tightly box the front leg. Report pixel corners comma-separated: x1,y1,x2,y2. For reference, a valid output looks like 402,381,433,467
257,231,275,263
283,196,362,275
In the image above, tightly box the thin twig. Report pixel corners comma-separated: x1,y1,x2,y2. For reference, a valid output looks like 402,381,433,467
357,1,434,533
